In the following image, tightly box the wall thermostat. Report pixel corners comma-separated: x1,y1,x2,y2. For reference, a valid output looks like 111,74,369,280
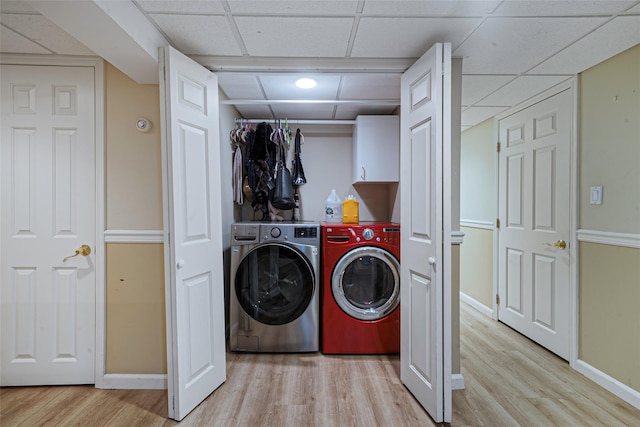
136,118,151,132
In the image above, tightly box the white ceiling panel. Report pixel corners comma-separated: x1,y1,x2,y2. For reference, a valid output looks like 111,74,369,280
492,1,637,16
271,103,337,120
362,0,500,16
352,17,480,58
137,1,226,14
334,105,398,119
228,0,359,15
625,3,640,13
0,13,95,55
0,24,50,54
529,16,640,74
339,74,401,100
150,14,242,55
454,17,607,74
461,106,510,127
234,104,275,120
0,2,36,12
477,75,571,106
217,73,264,99
234,17,353,57
461,75,516,106
260,74,341,100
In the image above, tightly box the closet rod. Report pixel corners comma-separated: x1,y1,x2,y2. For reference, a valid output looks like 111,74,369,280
235,118,356,125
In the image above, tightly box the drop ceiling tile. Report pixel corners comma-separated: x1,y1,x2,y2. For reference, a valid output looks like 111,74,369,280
529,16,640,74
228,1,359,15
461,106,509,127
234,104,275,120
352,17,480,58
234,17,353,57
0,2,36,12
137,1,226,14
334,105,398,119
150,14,243,55
455,17,607,74
625,3,640,13
339,74,401,100
271,103,336,120
477,75,571,106
462,75,516,106
492,1,637,16
217,73,264,99
259,74,341,100
0,14,94,55
0,25,50,54
362,1,500,16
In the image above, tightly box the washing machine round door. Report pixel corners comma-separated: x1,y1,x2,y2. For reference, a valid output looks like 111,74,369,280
332,246,399,321
235,243,314,325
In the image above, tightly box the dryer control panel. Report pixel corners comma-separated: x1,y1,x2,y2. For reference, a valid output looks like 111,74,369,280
261,224,320,245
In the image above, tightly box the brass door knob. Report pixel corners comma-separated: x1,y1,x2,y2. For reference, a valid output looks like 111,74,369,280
543,239,567,250
63,244,92,262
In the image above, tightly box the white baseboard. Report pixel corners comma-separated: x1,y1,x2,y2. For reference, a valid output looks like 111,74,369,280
452,373,465,390
574,359,640,410
98,374,167,390
460,292,493,318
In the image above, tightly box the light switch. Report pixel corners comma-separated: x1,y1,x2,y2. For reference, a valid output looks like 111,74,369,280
590,186,603,205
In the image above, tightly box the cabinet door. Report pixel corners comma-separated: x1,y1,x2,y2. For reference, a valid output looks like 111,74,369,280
352,115,399,183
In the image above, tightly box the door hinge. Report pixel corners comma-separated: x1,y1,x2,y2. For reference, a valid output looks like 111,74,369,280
496,142,501,152
496,294,500,305
496,218,500,229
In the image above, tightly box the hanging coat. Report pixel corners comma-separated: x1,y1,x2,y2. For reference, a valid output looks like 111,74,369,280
292,128,307,185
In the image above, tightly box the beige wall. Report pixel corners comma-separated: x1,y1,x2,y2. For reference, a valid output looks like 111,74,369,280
459,226,494,308
579,45,640,234
460,118,495,223
104,63,165,374
105,63,162,230
579,242,640,390
578,45,640,393
106,243,166,374
459,117,495,309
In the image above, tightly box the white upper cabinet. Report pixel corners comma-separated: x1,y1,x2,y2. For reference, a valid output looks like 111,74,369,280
352,115,400,183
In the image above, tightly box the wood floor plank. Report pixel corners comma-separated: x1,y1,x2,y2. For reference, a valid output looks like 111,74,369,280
2,303,639,426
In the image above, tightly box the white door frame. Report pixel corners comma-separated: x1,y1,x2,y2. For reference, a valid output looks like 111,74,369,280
493,77,579,368
0,54,106,386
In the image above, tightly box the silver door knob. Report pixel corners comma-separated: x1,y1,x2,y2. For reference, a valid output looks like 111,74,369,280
177,259,185,269
428,257,436,266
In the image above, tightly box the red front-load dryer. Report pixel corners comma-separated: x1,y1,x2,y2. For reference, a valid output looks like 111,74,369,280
321,222,400,354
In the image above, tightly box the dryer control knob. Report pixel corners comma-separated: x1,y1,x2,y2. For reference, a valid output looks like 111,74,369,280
362,228,374,240
270,227,281,238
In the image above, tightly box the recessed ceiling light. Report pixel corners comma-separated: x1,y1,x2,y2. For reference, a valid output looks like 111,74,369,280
295,78,317,89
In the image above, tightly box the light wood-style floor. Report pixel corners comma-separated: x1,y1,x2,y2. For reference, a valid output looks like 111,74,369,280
2,303,639,426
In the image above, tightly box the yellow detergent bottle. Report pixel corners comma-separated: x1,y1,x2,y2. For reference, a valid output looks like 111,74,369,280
342,195,359,224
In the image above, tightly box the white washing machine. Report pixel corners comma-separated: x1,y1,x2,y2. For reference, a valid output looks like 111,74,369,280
229,222,320,352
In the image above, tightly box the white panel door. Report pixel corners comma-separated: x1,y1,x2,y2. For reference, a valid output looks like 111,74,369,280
1,65,95,385
400,43,452,423
498,88,572,360
159,46,226,421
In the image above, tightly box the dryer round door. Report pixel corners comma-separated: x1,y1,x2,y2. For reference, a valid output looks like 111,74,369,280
235,243,315,326
332,246,399,321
